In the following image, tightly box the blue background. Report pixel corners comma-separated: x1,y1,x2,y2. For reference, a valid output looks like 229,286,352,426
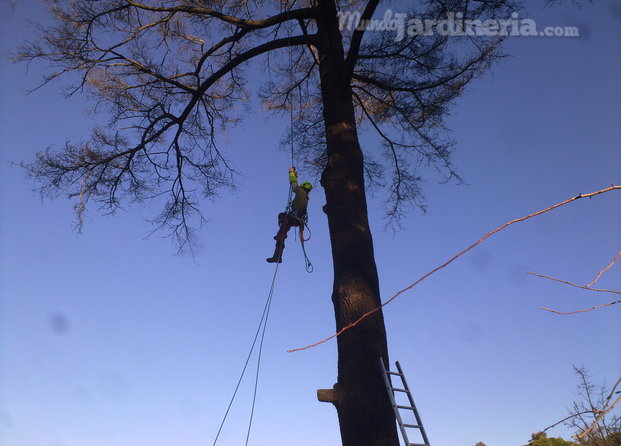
1,1,620,445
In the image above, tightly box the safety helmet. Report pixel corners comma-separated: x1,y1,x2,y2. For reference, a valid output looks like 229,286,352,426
301,181,313,191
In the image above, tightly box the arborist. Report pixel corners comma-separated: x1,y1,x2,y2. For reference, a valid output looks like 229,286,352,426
266,167,313,263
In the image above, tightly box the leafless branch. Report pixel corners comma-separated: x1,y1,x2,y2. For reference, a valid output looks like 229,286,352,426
568,367,621,444
18,0,524,248
529,411,593,443
17,0,317,251
541,300,621,315
587,251,621,288
533,367,621,445
529,272,621,295
528,253,621,315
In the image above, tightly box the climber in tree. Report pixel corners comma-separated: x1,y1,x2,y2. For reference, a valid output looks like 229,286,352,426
266,167,313,263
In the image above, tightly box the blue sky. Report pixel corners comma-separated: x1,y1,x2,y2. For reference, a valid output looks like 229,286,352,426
0,1,620,446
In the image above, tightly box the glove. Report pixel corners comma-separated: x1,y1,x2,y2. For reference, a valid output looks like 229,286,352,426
289,166,298,183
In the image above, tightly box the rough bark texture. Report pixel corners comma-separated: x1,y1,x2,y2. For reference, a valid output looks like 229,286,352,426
316,1,399,445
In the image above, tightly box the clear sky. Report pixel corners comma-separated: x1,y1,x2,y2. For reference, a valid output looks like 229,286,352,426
0,1,619,446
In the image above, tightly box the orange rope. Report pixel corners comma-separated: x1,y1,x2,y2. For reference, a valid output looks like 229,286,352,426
288,185,621,353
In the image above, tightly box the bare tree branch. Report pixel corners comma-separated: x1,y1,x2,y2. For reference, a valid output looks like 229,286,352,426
528,252,621,315
529,272,621,296
533,367,621,445
528,411,594,444
17,0,318,251
17,0,522,249
587,251,621,288
568,367,621,444
541,300,621,315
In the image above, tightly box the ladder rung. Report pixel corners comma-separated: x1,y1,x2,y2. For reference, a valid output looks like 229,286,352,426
381,359,429,446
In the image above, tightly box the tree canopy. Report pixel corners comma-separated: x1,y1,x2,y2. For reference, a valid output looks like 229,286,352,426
527,432,573,446
17,0,516,250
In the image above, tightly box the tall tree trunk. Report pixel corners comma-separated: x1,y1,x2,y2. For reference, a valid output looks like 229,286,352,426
315,2,399,445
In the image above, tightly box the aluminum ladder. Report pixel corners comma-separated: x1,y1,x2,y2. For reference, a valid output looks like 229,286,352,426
379,358,431,446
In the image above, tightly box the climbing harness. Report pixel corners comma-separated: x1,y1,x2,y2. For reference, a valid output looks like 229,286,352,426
281,176,314,273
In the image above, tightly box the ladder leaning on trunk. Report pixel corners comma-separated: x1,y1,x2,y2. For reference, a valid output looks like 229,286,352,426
379,358,431,446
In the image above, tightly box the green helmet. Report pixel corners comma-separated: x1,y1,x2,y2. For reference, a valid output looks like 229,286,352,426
301,181,313,191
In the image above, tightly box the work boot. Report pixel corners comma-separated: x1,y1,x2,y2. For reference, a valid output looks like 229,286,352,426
267,241,284,264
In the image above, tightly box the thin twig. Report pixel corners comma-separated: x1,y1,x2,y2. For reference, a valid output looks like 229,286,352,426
534,369,621,445
587,250,621,287
288,185,621,353
576,392,621,441
529,411,593,443
529,270,621,315
541,300,621,315
528,272,621,295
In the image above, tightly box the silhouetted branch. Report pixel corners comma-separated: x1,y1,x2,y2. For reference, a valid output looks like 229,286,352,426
18,0,522,248
18,0,317,250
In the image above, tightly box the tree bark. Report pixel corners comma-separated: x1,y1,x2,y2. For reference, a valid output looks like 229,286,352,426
316,1,399,445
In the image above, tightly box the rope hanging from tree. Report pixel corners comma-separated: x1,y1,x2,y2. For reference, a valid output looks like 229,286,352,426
211,263,280,446
284,0,313,273
211,5,305,445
